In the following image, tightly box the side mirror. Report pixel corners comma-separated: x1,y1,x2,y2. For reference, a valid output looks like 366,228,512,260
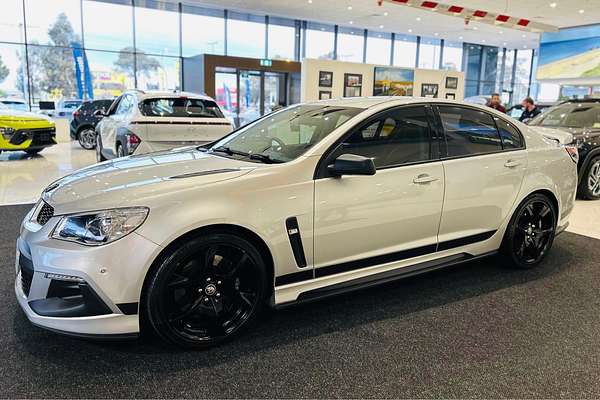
93,109,106,117
328,154,376,177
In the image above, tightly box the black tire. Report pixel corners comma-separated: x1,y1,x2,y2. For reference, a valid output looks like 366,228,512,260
501,193,557,269
77,127,96,150
25,149,41,156
144,233,269,349
96,134,107,162
578,156,600,200
116,143,126,158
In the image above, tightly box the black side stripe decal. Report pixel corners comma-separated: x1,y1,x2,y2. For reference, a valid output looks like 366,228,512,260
285,217,308,268
274,230,496,286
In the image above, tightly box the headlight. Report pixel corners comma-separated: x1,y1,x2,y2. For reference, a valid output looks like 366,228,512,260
0,127,15,136
51,207,148,246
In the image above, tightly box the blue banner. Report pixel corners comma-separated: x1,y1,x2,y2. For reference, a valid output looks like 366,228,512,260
72,43,94,100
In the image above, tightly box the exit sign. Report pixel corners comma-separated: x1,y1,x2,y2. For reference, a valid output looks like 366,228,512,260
260,59,273,67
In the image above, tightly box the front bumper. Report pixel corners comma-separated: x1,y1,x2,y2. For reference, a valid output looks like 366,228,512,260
1,127,56,151
15,207,161,337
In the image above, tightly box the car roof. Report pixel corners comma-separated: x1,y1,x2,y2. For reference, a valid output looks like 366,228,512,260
130,90,214,101
306,96,491,110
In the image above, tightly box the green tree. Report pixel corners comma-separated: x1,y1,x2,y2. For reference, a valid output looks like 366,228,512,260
114,47,161,81
0,55,9,83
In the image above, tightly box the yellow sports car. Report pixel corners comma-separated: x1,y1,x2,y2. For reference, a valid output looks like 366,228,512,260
0,104,56,155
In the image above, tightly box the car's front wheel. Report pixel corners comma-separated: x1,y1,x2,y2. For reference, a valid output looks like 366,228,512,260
579,156,600,200
502,193,557,269
144,233,269,349
78,127,96,150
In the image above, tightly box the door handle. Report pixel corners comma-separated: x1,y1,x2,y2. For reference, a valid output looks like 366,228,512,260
413,174,439,184
504,160,521,168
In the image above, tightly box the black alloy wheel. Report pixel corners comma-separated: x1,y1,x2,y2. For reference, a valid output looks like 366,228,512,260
145,233,268,349
503,194,557,269
78,127,96,150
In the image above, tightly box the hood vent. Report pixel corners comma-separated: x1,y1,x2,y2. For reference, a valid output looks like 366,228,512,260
169,168,240,179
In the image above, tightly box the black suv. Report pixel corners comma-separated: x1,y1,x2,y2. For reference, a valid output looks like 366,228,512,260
70,99,114,149
529,99,600,200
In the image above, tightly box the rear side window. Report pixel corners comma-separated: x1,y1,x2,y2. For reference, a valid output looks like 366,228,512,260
438,106,502,157
335,106,432,168
140,98,224,118
495,118,524,149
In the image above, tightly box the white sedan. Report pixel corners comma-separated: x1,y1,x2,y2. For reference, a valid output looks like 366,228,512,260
15,97,578,348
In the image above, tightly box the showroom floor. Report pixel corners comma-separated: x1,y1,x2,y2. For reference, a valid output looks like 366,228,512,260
1,204,600,398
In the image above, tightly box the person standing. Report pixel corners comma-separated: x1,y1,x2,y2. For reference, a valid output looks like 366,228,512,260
519,97,542,122
487,93,506,113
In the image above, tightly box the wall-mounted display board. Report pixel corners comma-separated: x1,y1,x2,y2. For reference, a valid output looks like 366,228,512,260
538,24,600,82
373,67,414,96
301,58,464,102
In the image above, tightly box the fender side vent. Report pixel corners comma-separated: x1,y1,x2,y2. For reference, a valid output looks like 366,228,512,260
285,217,307,268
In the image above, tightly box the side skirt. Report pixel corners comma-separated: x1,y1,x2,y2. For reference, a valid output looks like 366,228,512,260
275,251,498,309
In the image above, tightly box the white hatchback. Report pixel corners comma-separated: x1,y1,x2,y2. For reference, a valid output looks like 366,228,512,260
95,90,233,161
16,97,578,348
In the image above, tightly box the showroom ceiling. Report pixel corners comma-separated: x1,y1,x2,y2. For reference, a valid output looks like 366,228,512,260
176,0,600,50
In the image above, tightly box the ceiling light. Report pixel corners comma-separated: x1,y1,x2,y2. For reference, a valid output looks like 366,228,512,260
434,32,439,36
503,42,507,46
416,17,421,21
379,24,384,29
347,5,352,10
473,26,478,30
499,31,503,34
458,36,463,40
523,45,528,48
408,28,413,33
522,34,526,38
383,11,388,16
549,2,557,7
482,39,486,43
579,9,585,14
349,20,353,24
308,0,312,3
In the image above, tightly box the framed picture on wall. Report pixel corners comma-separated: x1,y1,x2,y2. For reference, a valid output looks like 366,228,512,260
373,67,414,96
445,76,459,89
319,90,332,100
445,93,456,100
344,73,362,97
319,71,333,87
421,83,439,98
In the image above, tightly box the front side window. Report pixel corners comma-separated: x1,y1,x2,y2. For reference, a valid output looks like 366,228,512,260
530,102,600,128
211,105,362,163
333,106,433,168
140,98,224,118
438,106,502,157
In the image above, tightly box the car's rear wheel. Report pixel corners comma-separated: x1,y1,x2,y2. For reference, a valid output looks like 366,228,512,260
144,233,268,349
579,156,600,200
96,134,106,162
502,194,557,269
78,127,96,150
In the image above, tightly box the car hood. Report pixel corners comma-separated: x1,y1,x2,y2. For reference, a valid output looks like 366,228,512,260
0,109,53,123
42,148,257,214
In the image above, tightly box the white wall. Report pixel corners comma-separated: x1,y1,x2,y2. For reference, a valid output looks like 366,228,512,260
301,58,464,102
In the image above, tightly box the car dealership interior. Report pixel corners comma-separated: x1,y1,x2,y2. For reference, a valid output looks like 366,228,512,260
2,0,600,398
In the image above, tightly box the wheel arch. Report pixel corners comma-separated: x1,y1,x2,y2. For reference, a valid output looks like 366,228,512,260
139,223,276,318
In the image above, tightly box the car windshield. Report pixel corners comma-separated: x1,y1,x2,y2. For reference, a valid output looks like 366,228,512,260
140,97,225,118
530,102,600,128
208,104,363,163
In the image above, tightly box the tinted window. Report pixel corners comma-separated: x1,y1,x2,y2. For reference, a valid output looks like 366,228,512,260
140,98,225,118
495,118,523,149
438,106,502,157
530,102,600,128
335,106,432,168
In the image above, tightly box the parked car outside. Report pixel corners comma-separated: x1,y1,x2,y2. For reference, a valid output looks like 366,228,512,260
95,90,233,161
39,99,83,120
15,98,577,348
529,98,600,199
70,99,115,150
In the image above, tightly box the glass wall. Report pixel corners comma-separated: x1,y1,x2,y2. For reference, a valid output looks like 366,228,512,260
393,34,417,68
337,27,363,62
366,31,391,65
418,37,441,69
0,0,536,109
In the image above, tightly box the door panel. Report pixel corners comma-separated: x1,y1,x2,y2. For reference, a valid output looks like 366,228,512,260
438,151,526,241
313,163,445,268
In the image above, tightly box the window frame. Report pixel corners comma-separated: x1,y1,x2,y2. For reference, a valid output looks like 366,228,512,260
314,104,442,179
432,104,526,160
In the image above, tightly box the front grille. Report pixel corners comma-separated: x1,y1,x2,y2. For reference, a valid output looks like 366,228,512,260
19,254,34,296
29,128,56,146
36,201,54,226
